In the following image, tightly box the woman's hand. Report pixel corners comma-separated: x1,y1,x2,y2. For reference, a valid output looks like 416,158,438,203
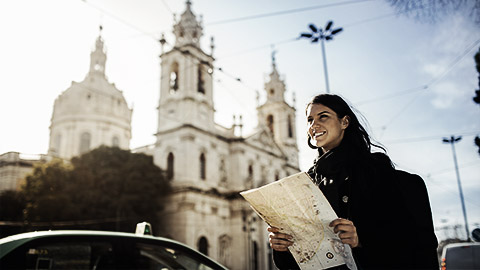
329,218,360,248
267,226,294,252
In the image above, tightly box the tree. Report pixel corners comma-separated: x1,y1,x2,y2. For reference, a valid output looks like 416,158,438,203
0,190,25,222
474,47,480,105
474,47,480,155
385,0,480,25
21,146,170,233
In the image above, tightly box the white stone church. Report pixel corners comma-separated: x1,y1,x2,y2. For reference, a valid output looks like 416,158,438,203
0,1,300,269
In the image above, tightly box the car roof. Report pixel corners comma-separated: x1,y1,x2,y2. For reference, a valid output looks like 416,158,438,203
443,242,480,249
441,242,480,258
0,230,228,269
0,230,179,257
1,230,173,243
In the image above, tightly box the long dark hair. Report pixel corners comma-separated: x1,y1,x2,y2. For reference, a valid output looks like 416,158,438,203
306,94,386,156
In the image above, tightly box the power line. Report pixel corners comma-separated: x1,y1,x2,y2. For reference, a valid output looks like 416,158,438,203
384,131,480,144
356,37,480,106
216,37,298,60
81,0,155,39
205,0,374,26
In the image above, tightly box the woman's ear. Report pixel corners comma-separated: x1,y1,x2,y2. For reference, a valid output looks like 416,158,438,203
342,116,350,129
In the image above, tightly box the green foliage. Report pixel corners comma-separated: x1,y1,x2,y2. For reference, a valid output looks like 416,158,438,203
19,146,170,232
22,159,74,222
0,190,26,221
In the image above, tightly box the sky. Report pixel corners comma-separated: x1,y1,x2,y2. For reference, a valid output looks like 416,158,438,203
0,0,479,241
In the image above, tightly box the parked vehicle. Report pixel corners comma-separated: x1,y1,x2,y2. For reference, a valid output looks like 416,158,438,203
441,242,480,270
0,223,228,270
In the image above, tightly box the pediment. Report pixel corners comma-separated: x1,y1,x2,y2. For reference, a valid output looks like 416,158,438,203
245,128,285,157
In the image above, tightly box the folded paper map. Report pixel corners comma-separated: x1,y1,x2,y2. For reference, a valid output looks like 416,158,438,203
240,172,357,270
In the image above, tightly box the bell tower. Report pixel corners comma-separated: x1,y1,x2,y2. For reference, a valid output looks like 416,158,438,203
157,0,215,134
257,51,299,168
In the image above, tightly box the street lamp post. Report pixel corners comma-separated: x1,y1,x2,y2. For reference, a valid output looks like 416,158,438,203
300,21,343,94
442,135,470,241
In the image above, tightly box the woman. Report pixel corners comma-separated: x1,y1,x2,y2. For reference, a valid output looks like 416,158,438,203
268,94,438,269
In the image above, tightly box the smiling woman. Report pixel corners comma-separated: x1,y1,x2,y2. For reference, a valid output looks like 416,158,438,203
306,103,349,152
268,94,439,269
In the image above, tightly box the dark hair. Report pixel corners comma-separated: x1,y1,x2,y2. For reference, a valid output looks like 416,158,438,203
306,94,385,156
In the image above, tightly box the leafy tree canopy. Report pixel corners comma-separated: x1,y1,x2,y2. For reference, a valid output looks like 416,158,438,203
20,146,170,232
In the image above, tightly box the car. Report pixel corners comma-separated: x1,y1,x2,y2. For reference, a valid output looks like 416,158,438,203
0,224,228,270
440,242,480,270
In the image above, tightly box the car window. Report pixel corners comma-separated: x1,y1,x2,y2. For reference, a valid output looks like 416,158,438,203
134,242,216,270
2,240,114,270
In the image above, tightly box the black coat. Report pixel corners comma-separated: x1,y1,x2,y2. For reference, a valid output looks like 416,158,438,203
272,146,438,270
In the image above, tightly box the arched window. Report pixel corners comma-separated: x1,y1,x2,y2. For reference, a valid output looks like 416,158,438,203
167,152,174,180
198,236,209,256
112,136,120,147
200,153,206,180
197,64,205,94
169,62,179,93
267,115,274,135
79,132,91,154
248,164,253,180
288,115,293,138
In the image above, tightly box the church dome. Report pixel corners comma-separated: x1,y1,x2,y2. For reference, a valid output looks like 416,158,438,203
48,30,132,159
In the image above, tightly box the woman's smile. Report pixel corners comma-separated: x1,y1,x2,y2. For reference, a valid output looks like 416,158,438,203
306,103,348,152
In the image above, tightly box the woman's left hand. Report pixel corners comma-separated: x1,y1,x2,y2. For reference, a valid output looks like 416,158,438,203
329,218,360,248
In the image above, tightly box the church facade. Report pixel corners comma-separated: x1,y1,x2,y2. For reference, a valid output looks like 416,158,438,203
0,1,300,269
135,2,300,269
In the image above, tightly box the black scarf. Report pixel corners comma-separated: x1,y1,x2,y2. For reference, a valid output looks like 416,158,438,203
310,144,352,218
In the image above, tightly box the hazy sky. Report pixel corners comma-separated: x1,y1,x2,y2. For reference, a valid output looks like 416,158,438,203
1,0,479,241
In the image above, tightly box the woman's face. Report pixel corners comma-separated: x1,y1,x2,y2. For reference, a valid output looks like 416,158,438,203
306,103,349,152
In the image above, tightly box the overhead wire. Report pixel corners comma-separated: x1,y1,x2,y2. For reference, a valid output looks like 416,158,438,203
366,37,480,134
384,131,480,144
205,0,374,26
356,37,480,106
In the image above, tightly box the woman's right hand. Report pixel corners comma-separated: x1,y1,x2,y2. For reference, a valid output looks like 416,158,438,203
268,226,294,252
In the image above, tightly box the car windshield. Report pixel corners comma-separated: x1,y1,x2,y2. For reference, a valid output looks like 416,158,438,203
1,235,221,270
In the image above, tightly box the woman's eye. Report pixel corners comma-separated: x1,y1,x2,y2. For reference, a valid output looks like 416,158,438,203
319,115,328,119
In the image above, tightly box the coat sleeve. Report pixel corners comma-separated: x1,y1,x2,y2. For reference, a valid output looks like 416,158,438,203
395,170,439,269
272,250,300,270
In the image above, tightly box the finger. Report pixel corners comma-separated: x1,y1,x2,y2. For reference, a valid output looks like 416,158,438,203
270,238,293,251
334,224,356,234
338,231,359,248
267,226,280,233
271,244,289,252
270,238,293,246
329,218,353,227
338,231,356,240
268,230,293,240
269,232,294,242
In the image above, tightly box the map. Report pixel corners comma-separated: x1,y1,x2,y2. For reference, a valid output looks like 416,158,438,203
240,172,357,270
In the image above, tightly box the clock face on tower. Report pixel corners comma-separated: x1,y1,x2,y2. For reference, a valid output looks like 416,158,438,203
94,64,104,72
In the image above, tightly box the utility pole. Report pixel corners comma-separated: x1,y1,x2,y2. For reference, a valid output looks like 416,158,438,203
442,136,470,241
300,21,343,94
